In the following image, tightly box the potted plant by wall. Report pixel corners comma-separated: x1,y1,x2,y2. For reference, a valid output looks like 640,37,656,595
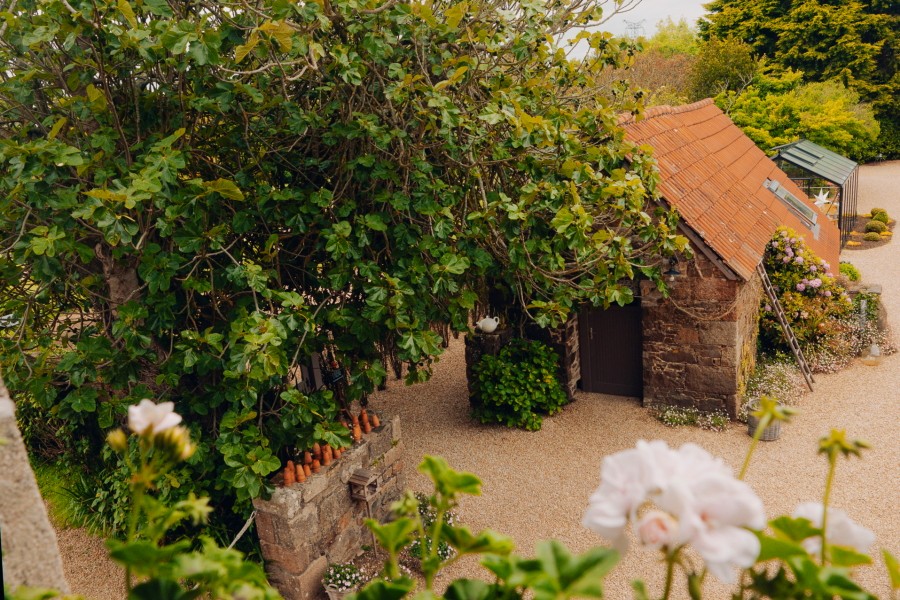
322,562,365,600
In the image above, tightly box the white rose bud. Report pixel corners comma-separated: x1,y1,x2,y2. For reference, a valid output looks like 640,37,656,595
128,399,182,436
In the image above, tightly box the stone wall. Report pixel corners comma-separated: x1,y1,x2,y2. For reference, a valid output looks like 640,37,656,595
0,375,71,594
641,247,761,417
253,416,404,600
525,316,581,400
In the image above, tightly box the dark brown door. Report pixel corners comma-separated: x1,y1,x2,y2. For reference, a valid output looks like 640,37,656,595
579,304,643,397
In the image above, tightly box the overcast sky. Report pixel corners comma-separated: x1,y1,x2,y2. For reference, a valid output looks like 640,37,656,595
603,0,708,36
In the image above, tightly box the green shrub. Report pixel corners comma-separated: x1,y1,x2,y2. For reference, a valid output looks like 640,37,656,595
839,262,861,281
870,207,887,216
865,220,887,233
864,231,882,241
872,211,889,224
471,339,568,430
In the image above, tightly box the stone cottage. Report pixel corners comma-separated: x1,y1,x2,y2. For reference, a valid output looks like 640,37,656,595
577,99,841,417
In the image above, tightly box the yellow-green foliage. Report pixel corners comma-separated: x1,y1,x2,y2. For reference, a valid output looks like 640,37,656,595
864,232,882,241
865,220,887,233
872,211,889,224
718,68,880,162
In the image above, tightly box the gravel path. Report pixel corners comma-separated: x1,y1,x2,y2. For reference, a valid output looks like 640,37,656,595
54,162,900,599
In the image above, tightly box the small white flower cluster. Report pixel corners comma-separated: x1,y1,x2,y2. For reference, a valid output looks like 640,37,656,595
323,563,364,591
408,538,456,561
414,491,458,527
582,440,765,583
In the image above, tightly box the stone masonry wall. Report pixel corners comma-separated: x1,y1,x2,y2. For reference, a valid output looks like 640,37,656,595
641,247,760,417
253,416,404,600
525,315,581,400
0,375,71,594
735,272,764,406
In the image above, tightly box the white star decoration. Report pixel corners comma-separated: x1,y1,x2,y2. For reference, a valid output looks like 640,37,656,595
814,190,832,206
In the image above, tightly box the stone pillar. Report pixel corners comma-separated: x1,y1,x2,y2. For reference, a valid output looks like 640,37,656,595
525,316,581,400
464,329,513,406
253,416,404,600
0,376,71,594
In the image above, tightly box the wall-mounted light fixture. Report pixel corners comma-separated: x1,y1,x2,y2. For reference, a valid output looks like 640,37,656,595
664,257,682,282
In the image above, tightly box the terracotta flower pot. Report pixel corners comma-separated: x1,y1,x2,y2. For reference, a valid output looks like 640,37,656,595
303,463,312,477
311,458,321,473
360,409,371,434
303,451,313,465
370,412,381,428
312,442,322,460
322,444,333,466
284,461,296,486
295,462,307,483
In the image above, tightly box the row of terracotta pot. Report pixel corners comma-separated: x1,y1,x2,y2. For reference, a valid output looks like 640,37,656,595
281,409,381,487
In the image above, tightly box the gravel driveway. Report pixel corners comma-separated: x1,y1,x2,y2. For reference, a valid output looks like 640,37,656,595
56,162,900,599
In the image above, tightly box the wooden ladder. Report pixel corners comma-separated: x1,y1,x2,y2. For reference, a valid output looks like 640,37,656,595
757,263,815,391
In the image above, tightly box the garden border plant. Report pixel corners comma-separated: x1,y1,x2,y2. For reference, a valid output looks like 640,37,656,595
470,339,569,431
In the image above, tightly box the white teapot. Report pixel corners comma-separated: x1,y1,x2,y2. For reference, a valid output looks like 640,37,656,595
475,316,500,333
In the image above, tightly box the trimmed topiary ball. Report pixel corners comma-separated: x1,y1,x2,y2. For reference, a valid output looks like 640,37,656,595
870,207,887,216
865,220,887,233
864,232,882,242
872,211,889,224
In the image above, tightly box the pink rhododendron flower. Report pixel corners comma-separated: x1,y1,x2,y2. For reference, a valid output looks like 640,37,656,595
793,502,876,556
796,283,806,291
795,256,804,264
128,399,182,436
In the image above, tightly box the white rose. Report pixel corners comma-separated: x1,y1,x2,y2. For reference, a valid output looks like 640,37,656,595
583,440,674,550
793,502,875,555
128,399,182,436
635,510,678,550
660,471,765,583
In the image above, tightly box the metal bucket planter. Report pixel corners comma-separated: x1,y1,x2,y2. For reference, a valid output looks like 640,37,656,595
747,401,782,441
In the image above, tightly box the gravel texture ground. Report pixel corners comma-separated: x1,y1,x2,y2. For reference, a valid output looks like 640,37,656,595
55,162,900,599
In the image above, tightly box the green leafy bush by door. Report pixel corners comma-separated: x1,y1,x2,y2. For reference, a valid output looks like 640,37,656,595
471,340,568,431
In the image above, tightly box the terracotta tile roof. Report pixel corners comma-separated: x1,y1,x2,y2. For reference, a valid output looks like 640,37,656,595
622,99,841,281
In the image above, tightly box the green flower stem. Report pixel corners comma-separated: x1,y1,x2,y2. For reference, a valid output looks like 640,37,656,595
423,506,446,590
739,414,770,480
820,452,838,564
661,549,678,600
125,443,150,591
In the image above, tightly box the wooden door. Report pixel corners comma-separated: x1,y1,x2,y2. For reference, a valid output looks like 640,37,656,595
579,304,643,397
